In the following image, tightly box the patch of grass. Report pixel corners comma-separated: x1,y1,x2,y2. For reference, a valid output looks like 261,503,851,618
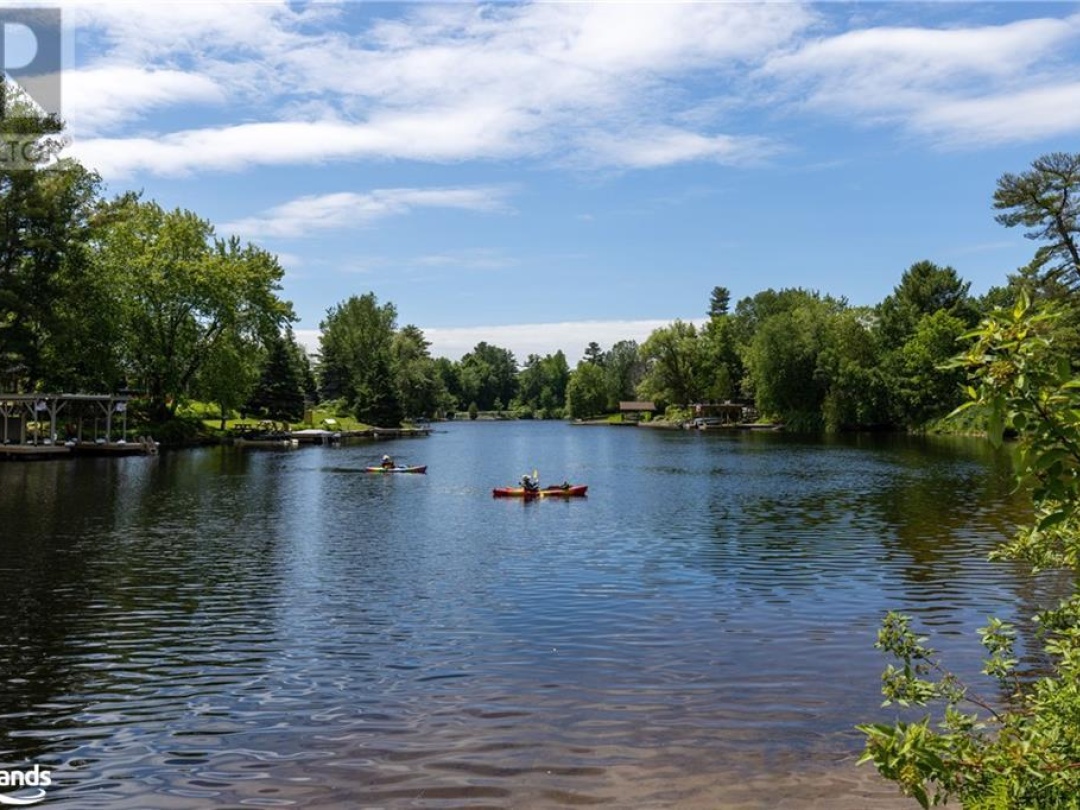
178,400,375,433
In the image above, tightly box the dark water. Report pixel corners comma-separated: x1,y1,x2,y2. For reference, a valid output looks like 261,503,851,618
0,422,1048,807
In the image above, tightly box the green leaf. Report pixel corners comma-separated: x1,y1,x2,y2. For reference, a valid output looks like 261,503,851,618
1034,448,1069,471
1038,510,1069,531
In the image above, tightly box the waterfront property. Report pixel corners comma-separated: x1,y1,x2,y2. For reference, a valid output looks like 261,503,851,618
0,393,158,460
688,400,764,429
618,400,656,422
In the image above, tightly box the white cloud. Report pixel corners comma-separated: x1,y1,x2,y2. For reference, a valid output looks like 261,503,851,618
60,3,1080,176
64,2,813,176
63,66,225,134
586,127,784,169
64,1,325,64
762,13,1080,144
411,249,518,271
914,83,1080,145
220,186,512,240
68,109,532,178
768,15,1078,85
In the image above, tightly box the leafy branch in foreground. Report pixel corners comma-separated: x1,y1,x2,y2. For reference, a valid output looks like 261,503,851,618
859,293,1080,809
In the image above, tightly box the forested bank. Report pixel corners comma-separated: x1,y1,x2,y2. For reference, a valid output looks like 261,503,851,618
2,93,1078,434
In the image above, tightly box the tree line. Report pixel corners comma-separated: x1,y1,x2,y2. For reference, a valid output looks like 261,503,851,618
2,89,1078,432
318,149,1080,431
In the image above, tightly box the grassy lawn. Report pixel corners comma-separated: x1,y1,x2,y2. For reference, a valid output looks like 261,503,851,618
179,402,374,433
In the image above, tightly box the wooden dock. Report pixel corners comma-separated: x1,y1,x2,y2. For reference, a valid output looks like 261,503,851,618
1,439,159,461
0,444,71,460
336,427,432,441
228,425,431,448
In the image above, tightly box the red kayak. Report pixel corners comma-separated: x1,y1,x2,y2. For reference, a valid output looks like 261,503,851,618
364,465,427,474
492,484,588,498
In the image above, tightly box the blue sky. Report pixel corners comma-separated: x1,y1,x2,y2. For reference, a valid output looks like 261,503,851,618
54,1,1080,361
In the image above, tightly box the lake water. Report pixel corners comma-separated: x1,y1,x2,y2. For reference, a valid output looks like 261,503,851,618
0,422,1048,808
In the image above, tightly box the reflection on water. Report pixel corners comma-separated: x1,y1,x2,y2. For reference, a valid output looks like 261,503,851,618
0,425,1039,807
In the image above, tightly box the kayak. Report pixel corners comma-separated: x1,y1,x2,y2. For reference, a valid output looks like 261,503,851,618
492,484,588,498
364,465,427,474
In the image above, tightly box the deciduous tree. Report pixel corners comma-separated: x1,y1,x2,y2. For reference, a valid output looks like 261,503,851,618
318,293,401,427
97,197,293,421
637,320,704,408
458,342,517,412
861,295,1080,808
566,361,607,419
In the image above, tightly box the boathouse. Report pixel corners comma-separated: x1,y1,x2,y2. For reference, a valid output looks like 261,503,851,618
691,401,753,425
0,393,155,460
619,401,656,423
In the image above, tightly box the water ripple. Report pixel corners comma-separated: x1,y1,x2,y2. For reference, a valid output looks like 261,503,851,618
0,427,1038,807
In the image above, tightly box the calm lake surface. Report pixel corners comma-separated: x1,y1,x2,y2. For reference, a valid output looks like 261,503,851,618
0,422,1049,808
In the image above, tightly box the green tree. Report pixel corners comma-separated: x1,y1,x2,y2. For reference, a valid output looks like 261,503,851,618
0,99,108,391
458,342,517,412
637,320,704,408
708,285,731,318
318,293,402,427
516,354,546,413
433,356,462,414
877,260,975,350
245,329,307,423
97,197,293,421
565,361,607,419
860,295,1080,808
876,261,978,428
731,287,833,347
195,329,261,429
740,294,845,429
993,151,1080,291
516,351,570,417
699,314,743,402
583,341,605,365
991,154,1080,363
887,311,968,428
816,308,888,431
391,324,444,420
603,339,644,411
